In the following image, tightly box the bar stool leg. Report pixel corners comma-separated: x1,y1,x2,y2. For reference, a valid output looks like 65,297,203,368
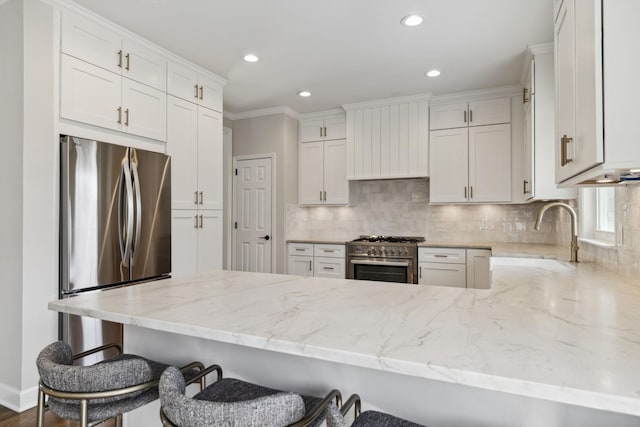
36,386,45,427
80,399,88,427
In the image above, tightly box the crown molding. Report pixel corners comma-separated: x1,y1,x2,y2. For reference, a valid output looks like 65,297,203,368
520,42,554,85
342,93,432,110
224,106,299,121
297,108,345,120
430,85,522,105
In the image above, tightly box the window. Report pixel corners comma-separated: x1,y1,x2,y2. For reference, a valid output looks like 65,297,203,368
580,187,616,244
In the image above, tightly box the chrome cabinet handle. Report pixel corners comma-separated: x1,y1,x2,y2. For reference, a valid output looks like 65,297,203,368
199,191,203,204
323,266,335,270
320,191,323,202
419,266,422,279
124,109,130,126
470,186,473,199
295,248,306,251
194,84,199,99
125,53,130,71
199,215,203,228
434,254,448,258
117,106,122,124
194,215,198,228
464,186,467,199
464,110,467,123
523,88,529,104
199,85,204,100
117,50,123,68
469,110,473,122
523,180,530,195
309,260,312,271
323,191,327,201
320,127,323,138
194,191,199,204
323,250,335,253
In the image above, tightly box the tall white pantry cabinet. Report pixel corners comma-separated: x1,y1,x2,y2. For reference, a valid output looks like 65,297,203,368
57,6,226,279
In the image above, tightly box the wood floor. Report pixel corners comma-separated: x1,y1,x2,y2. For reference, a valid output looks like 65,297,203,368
0,405,114,427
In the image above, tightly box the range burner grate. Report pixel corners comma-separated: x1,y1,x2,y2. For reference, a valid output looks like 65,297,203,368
351,235,425,244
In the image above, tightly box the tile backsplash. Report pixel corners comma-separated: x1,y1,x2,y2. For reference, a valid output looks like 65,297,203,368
580,186,640,281
287,179,569,245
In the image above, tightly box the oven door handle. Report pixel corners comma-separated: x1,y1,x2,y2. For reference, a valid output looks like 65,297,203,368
350,260,410,267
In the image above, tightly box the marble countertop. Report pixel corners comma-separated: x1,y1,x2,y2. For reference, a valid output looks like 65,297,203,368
49,258,640,417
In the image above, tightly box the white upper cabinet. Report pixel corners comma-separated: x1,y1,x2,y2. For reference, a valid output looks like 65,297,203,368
521,45,576,201
168,96,223,211
298,139,348,206
168,62,224,112
554,0,640,185
61,55,166,141
61,9,166,91
429,95,512,203
344,96,429,180
299,115,346,142
430,98,510,130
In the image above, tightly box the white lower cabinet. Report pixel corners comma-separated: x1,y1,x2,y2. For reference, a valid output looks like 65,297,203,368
287,243,345,278
172,209,222,278
418,247,491,289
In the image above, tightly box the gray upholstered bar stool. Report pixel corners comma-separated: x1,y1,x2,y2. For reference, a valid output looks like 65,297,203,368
159,365,342,427
36,341,205,427
327,393,427,427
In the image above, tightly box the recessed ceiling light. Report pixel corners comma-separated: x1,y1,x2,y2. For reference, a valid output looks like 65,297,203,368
298,90,311,97
426,69,441,77
401,15,423,27
243,54,259,63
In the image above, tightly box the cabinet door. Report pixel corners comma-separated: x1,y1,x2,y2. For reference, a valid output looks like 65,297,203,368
171,210,198,278
523,101,534,200
554,0,576,182
198,75,223,112
167,96,198,210
314,257,345,279
324,116,346,141
299,119,325,143
122,39,167,91
197,211,223,273
466,249,491,289
121,78,167,141
469,124,511,203
323,139,349,205
167,61,200,104
428,129,469,203
418,262,466,288
288,256,314,277
197,107,223,210
288,243,314,256
468,98,510,126
60,55,121,132
429,103,468,130
299,142,325,205
61,10,121,75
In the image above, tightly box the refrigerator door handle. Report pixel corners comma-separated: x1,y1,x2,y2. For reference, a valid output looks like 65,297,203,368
130,158,142,265
118,158,134,267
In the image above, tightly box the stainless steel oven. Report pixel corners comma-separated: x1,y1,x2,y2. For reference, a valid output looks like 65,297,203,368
346,236,424,284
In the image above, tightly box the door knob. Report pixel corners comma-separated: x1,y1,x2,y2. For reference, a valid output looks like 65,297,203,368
260,235,270,241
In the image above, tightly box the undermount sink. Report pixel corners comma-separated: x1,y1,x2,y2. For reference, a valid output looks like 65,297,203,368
491,257,575,272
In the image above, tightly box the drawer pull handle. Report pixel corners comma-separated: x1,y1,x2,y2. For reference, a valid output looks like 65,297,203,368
434,254,449,258
323,267,335,270
295,248,306,251
323,250,335,253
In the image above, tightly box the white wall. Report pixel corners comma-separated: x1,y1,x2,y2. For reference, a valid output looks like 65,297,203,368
21,0,58,404
0,0,25,408
0,0,58,411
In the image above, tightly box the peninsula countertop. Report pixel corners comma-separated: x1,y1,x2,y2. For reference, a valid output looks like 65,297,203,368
49,258,640,417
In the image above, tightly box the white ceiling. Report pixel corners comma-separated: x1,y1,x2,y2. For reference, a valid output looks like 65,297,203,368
70,0,553,115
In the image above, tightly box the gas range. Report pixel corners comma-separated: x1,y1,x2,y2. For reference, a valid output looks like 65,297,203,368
346,236,425,283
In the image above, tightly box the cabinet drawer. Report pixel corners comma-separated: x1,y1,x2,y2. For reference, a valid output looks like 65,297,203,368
419,263,466,288
314,244,345,258
314,257,345,279
418,247,466,264
287,243,314,256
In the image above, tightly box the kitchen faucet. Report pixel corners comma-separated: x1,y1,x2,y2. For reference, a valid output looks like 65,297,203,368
534,202,579,262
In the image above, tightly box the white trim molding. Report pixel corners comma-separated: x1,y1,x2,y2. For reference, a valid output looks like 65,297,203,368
430,85,522,105
225,106,299,121
0,382,39,412
342,93,432,111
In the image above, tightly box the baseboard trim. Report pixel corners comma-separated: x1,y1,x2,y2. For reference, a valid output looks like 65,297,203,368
0,383,38,412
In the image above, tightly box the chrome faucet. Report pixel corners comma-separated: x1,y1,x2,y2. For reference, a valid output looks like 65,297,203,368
534,202,579,262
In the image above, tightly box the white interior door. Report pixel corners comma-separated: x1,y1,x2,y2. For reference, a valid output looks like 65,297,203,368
234,157,273,273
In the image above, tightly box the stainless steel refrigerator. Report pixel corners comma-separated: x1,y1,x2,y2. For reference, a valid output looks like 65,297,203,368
60,135,171,359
